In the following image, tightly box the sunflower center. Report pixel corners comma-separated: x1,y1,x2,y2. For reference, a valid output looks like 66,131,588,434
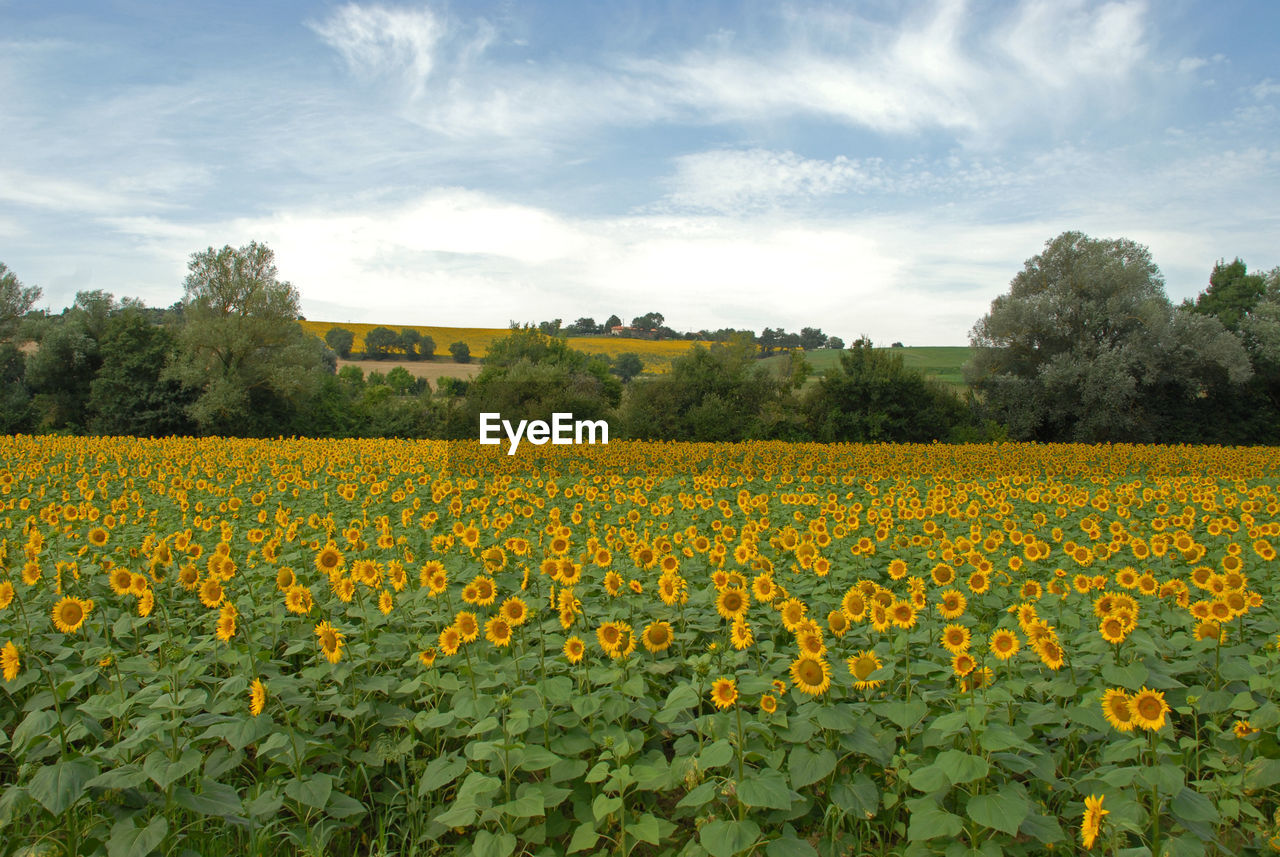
796,658,823,684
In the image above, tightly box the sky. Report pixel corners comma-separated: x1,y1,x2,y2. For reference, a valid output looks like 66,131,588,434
1,1,1278,345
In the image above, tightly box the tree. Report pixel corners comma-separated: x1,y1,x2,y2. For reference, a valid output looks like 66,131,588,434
1184,258,1267,331
398,328,423,359
24,290,116,431
632,312,664,331
826,336,845,350
604,314,622,331
538,319,563,336
803,337,968,442
166,241,333,436
0,262,42,340
565,317,599,336
968,231,1250,441
611,352,643,382
799,327,826,350
364,326,399,359
325,326,355,359
89,307,194,436
449,341,471,363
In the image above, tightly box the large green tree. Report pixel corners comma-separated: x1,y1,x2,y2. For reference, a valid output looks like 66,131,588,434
968,232,1251,442
166,241,331,435
0,261,42,339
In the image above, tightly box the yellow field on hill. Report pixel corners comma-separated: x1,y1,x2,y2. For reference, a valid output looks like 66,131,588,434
300,321,713,372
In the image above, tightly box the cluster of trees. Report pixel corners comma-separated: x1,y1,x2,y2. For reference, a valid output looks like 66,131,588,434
323,326,471,363
2,230,1276,445
553,313,844,351
967,232,1280,443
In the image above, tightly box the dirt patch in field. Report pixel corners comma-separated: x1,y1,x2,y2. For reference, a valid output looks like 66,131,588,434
336,358,482,385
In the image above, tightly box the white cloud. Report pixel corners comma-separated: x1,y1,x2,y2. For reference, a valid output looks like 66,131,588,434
660,150,884,212
308,4,447,99
1252,78,1280,100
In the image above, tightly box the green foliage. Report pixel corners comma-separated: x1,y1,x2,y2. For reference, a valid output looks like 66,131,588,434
449,340,471,363
968,231,1252,442
362,326,400,359
802,337,970,442
0,260,42,339
165,241,333,436
89,308,195,436
324,326,355,359
611,352,644,382
1185,258,1268,331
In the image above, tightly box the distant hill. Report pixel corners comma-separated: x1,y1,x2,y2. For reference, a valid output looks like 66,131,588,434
298,321,714,373
760,346,973,391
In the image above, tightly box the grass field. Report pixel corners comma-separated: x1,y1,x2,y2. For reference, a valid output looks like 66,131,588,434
3,436,1278,857
761,346,974,391
301,321,711,373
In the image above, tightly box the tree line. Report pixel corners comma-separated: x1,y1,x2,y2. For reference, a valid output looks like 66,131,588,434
1,231,1277,443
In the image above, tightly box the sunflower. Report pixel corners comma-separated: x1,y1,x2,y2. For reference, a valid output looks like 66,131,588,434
1101,689,1134,732
109,567,134,595
485,616,513,647
989,628,1020,660
1,641,18,682
178,564,199,590
500,596,529,626
760,693,778,714
455,611,480,643
472,575,497,607
710,677,738,710
827,610,849,637
789,655,832,696
962,667,994,693
597,621,625,655
313,621,345,663
439,625,461,656
778,598,808,631
840,587,868,622
1099,616,1127,644
378,590,394,615
275,567,296,592
1081,794,1108,850
198,577,224,608
967,570,990,594
890,600,917,630
937,589,967,620
951,651,977,677
1034,638,1065,671
643,620,674,653
564,635,585,664
419,648,438,667
482,546,507,573
715,587,750,621
604,571,623,596
752,574,778,603
52,596,93,633
887,558,908,580
314,544,344,575
1129,688,1169,731
1234,719,1258,738
88,527,109,547
249,678,267,717
847,650,883,690
941,624,971,655
0,580,15,610
285,584,314,615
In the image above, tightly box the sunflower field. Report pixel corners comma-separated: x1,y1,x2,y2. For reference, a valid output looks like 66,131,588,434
1,437,1280,857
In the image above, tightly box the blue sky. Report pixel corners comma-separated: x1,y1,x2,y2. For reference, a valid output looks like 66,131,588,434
2,1,1277,345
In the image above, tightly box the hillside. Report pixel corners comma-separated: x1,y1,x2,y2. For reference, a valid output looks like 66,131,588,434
760,345,974,391
299,321,715,373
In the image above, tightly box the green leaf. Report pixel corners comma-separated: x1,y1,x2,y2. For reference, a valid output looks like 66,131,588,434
585,761,610,783
433,799,477,829
29,759,98,815
143,748,201,790
284,773,333,810
325,790,366,819
593,793,622,821
1244,758,1280,789
978,722,1031,753
967,791,1030,835
499,791,544,818
766,836,819,857
875,699,928,730
11,710,58,756
86,765,149,791
1171,787,1219,824
907,802,964,841
678,781,718,809
935,750,989,784
473,830,517,857
700,819,761,857
107,815,167,857
907,763,948,794
738,770,793,810
172,778,243,817
631,812,662,845
567,823,598,853
831,775,879,818
419,755,467,795
1101,662,1147,689
788,746,836,789
1019,812,1066,844
700,739,734,769
519,745,560,772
